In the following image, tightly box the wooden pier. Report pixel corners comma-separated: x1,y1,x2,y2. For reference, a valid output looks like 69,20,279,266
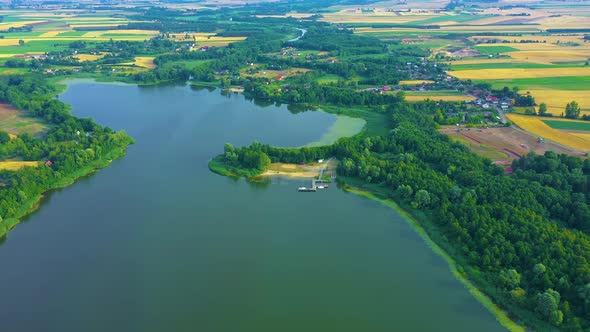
297,159,334,192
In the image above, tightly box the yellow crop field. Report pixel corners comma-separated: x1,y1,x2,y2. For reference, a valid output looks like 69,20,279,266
525,90,590,116
506,113,590,151
399,80,435,85
472,35,586,44
74,54,105,62
134,56,156,69
509,50,590,64
0,21,43,29
570,133,590,142
0,161,39,171
39,31,62,38
451,67,590,80
0,39,22,46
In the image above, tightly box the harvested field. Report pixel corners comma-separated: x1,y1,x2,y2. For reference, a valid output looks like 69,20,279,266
39,31,62,38
0,161,39,171
0,103,45,135
440,126,581,164
450,67,590,80
523,90,590,116
74,53,105,62
133,56,156,69
570,133,590,141
506,113,590,151
509,49,590,64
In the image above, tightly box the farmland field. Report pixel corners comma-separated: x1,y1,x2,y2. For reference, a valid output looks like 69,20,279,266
0,103,45,136
474,45,518,54
0,161,40,171
543,119,590,131
450,67,590,80
506,113,590,151
404,91,475,102
487,76,590,91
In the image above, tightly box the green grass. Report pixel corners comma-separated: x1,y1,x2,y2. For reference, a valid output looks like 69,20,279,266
0,40,69,54
307,115,366,146
316,74,342,84
405,90,464,96
409,14,491,25
320,105,389,137
0,31,44,38
487,76,590,90
474,45,519,54
168,59,213,68
543,120,590,131
208,156,262,178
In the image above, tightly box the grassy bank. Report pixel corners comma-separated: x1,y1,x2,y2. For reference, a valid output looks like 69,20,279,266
0,139,133,238
338,176,562,331
341,182,525,331
208,156,263,179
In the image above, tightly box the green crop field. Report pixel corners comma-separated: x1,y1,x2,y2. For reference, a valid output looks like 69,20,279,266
542,120,590,131
0,40,69,54
474,45,519,54
487,76,590,90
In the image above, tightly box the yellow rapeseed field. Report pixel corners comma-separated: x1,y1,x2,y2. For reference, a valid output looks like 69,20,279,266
450,67,590,80
0,161,40,171
506,113,590,151
525,90,590,116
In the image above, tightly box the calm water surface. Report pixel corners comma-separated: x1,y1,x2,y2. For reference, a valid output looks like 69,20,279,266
0,82,505,332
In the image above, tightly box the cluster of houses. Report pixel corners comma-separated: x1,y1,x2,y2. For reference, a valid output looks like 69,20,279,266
279,47,301,57
470,91,512,111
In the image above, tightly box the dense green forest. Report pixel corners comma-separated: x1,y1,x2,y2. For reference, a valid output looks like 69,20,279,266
212,98,590,330
1,4,588,330
0,76,133,236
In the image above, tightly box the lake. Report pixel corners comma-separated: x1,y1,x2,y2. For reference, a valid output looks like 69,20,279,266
0,82,504,332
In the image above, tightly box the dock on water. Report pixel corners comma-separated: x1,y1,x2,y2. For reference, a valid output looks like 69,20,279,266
297,159,334,192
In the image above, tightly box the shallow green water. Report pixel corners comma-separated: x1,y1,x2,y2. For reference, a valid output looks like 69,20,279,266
0,82,504,332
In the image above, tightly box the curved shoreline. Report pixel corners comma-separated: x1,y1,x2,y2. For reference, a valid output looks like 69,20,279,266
342,186,525,332
0,145,130,238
